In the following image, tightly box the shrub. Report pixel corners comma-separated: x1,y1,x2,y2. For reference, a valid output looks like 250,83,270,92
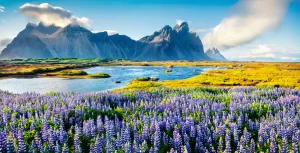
58,70,88,76
88,72,111,78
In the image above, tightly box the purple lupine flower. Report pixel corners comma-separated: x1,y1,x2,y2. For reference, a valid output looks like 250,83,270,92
183,132,189,145
280,136,288,153
292,135,298,153
154,129,161,149
224,140,231,153
74,126,81,153
173,128,182,152
250,139,255,153
218,137,223,152
34,134,43,152
41,121,49,143
94,135,103,153
48,131,56,152
0,131,7,152
166,120,170,131
270,141,277,153
17,132,26,153
6,136,14,153
142,123,149,141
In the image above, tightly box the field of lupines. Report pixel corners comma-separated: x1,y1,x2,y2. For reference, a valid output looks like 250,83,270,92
0,87,299,153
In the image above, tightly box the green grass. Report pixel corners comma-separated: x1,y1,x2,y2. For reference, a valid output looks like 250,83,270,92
87,72,111,78
58,70,88,76
122,66,300,91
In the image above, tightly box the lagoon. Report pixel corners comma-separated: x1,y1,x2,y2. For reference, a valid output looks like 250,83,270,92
0,66,223,94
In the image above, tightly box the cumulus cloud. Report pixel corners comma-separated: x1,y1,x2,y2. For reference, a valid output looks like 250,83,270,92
203,0,291,49
0,6,4,12
19,3,90,27
228,44,300,61
0,38,13,52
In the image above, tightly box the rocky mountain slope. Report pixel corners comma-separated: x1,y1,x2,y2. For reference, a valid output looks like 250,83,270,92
0,22,212,61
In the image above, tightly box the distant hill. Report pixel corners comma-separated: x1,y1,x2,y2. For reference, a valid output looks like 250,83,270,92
0,22,212,61
205,47,227,61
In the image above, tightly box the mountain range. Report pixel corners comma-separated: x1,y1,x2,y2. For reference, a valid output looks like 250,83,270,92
0,22,226,61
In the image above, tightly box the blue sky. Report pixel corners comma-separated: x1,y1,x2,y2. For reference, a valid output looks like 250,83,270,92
0,0,299,61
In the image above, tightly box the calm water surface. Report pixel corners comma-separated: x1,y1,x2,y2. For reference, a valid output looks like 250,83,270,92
0,66,223,94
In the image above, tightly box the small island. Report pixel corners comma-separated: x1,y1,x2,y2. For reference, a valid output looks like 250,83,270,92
88,72,111,78
133,77,151,81
48,70,111,79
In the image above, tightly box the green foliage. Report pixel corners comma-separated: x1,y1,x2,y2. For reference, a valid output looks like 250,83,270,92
24,130,37,144
3,107,10,113
41,104,48,112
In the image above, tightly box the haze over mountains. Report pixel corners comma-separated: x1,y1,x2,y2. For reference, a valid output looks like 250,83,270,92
0,22,226,61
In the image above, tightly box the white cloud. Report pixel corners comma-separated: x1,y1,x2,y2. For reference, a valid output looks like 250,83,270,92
176,20,184,25
19,3,90,27
227,44,300,61
0,6,4,12
249,45,272,55
203,0,291,49
235,44,276,59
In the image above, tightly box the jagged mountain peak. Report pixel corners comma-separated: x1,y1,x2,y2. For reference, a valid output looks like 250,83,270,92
205,47,227,61
53,23,91,38
36,22,61,35
160,25,172,32
25,22,37,28
206,47,219,54
173,22,189,33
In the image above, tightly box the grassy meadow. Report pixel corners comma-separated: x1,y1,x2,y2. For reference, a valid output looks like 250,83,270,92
124,66,300,90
